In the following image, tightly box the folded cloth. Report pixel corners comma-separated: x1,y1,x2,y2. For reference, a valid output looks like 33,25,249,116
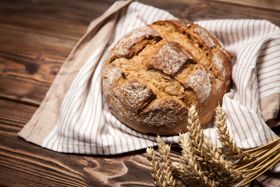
18,0,280,155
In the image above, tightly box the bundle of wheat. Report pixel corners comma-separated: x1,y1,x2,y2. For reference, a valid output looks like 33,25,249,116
146,106,280,187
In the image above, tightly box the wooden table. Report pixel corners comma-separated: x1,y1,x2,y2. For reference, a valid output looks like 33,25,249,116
1,0,279,186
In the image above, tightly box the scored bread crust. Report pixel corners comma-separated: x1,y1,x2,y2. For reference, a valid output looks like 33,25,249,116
102,20,232,135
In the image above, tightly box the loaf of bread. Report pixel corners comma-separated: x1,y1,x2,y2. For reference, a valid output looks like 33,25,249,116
102,20,232,135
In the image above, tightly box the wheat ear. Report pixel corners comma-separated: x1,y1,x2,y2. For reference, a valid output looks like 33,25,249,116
156,136,176,187
170,163,187,187
187,105,241,184
204,138,242,184
215,106,253,162
146,147,164,187
180,133,217,187
186,106,204,152
184,106,210,172
185,106,220,183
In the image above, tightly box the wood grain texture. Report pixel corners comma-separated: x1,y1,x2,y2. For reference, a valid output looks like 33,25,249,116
214,0,280,11
140,0,280,25
0,99,153,187
0,0,279,186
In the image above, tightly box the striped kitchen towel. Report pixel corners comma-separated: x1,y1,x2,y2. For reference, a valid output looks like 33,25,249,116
18,0,280,155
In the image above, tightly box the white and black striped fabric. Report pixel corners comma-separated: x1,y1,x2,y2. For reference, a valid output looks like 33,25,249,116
41,2,280,155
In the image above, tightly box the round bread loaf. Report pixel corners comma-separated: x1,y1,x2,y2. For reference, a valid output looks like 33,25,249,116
102,20,232,135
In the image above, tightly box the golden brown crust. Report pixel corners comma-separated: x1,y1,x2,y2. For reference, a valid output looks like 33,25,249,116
147,41,194,76
108,27,162,62
102,20,232,135
112,80,156,113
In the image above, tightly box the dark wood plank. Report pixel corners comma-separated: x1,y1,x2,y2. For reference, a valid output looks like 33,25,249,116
0,0,112,40
1,0,280,105
0,0,113,104
1,0,280,186
0,99,153,187
214,0,280,11
140,0,280,26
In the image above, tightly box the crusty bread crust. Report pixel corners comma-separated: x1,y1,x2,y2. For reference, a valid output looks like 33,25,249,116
102,20,232,135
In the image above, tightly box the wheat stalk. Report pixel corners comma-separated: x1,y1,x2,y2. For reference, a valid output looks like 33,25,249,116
204,137,242,184
180,133,218,187
237,138,280,186
185,106,222,183
215,106,253,162
187,106,241,185
146,106,280,187
169,163,187,187
186,106,204,152
184,106,213,176
156,136,176,187
174,154,206,186
146,147,164,187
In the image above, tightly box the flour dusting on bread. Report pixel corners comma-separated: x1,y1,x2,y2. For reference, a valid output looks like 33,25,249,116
186,68,212,103
148,42,192,76
113,80,155,113
110,26,161,60
105,65,124,88
102,20,232,135
212,51,223,71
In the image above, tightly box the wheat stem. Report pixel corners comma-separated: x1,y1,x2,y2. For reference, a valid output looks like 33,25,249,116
146,147,164,187
187,106,242,185
215,106,253,162
156,136,176,187
145,106,279,187
238,153,280,186
180,133,218,187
